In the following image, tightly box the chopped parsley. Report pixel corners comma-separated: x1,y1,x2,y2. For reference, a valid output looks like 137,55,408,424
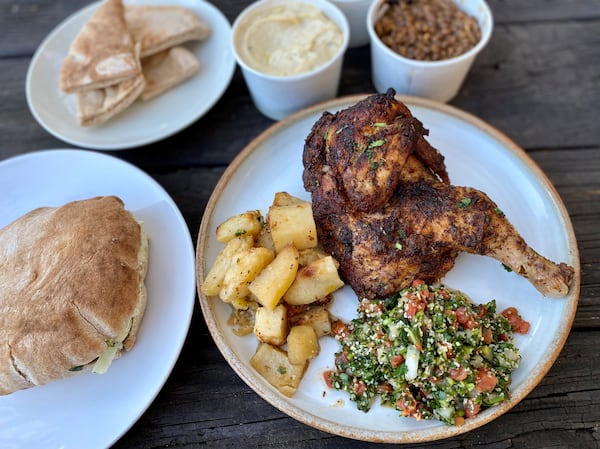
458,197,472,208
277,366,287,375
325,283,525,425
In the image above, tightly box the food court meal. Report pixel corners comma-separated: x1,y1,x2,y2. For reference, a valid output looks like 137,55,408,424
374,0,481,61
202,90,574,424
201,192,345,397
0,196,148,395
59,0,210,126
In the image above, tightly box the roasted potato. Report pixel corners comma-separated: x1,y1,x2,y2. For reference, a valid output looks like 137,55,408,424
216,210,263,243
283,256,344,305
288,305,332,338
250,343,306,397
287,325,319,365
272,191,305,207
254,304,288,346
249,244,299,310
219,247,275,305
267,202,317,253
201,235,254,296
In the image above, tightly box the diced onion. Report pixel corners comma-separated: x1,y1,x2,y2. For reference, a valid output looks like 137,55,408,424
405,345,420,380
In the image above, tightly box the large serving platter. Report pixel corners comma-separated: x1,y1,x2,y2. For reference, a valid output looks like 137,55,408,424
0,149,196,449
26,0,235,150
196,94,579,442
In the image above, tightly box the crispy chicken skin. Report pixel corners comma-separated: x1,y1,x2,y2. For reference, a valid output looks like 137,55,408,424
303,90,574,299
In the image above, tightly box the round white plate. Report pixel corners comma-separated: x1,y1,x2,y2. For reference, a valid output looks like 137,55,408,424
197,95,580,443
0,149,196,449
26,0,235,150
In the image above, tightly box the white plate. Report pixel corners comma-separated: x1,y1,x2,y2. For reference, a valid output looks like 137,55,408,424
26,0,235,150
0,149,196,449
197,95,580,443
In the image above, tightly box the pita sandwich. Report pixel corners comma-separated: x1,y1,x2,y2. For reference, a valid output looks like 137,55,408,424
0,196,148,395
125,5,210,58
59,0,140,93
140,46,200,101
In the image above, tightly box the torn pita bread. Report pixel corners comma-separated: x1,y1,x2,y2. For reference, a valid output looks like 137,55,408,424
125,5,210,58
60,0,141,93
76,70,145,126
140,46,200,101
0,196,148,395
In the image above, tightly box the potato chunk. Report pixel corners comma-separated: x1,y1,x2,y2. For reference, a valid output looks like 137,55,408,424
249,244,299,310
267,202,317,253
289,305,332,338
283,256,344,305
287,325,319,365
201,235,254,296
250,343,306,397
219,247,275,304
272,191,305,207
215,210,263,243
254,304,288,346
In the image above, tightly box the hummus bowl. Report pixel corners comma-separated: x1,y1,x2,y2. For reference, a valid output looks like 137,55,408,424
231,0,349,120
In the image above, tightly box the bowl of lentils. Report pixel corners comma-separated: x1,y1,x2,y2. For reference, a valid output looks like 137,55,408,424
367,0,493,102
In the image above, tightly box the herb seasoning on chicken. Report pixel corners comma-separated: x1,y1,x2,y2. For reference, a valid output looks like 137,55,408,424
324,281,529,425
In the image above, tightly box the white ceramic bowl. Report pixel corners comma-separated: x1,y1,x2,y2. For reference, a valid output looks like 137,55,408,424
367,0,493,103
329,0,374,47
232,0,350,120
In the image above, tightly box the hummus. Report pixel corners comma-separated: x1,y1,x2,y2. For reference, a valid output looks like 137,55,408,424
237,3,343,76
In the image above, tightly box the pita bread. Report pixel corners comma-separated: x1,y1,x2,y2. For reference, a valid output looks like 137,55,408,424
140,46,200,101
0,196,148,395
76,68,145,126
60,0,140,93
125,5,210,58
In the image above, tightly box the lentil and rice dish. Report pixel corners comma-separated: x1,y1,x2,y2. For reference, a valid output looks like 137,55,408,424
374,0,482,61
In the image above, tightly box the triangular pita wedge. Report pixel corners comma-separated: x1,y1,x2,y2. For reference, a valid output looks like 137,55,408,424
0,196,148,395
125,5,210,58
60,0,140,93
140,46,200,101
76,70,145,126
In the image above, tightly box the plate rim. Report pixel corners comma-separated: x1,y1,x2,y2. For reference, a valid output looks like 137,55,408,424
25,0,236,151
195,94,580,443
0,148,197,449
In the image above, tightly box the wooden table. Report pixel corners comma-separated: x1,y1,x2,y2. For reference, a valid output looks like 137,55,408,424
1,1,599,447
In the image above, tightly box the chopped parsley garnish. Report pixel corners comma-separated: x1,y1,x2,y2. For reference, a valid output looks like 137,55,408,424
277,366,287,375
234,229,247,237
326,283,525,425
458,197,472,208
368,139,385,148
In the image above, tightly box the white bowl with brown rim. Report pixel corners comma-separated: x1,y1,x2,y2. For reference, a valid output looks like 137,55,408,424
367,0,493,102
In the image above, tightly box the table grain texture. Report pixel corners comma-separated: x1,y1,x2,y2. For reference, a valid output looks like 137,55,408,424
1,0,599,448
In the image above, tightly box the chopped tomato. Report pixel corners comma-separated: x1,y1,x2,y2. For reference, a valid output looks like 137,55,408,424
323,370,336,388
449,365,468,381
482,326,493,344
331,320,350,340
390,354,405,368
475,368,498,392
405,294,427,320
501,307,530,334
463,399,481,418
353,378,367,395
455,306,478,330
397,394,417,417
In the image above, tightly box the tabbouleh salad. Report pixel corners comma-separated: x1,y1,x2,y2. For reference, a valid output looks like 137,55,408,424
324,281,530,426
